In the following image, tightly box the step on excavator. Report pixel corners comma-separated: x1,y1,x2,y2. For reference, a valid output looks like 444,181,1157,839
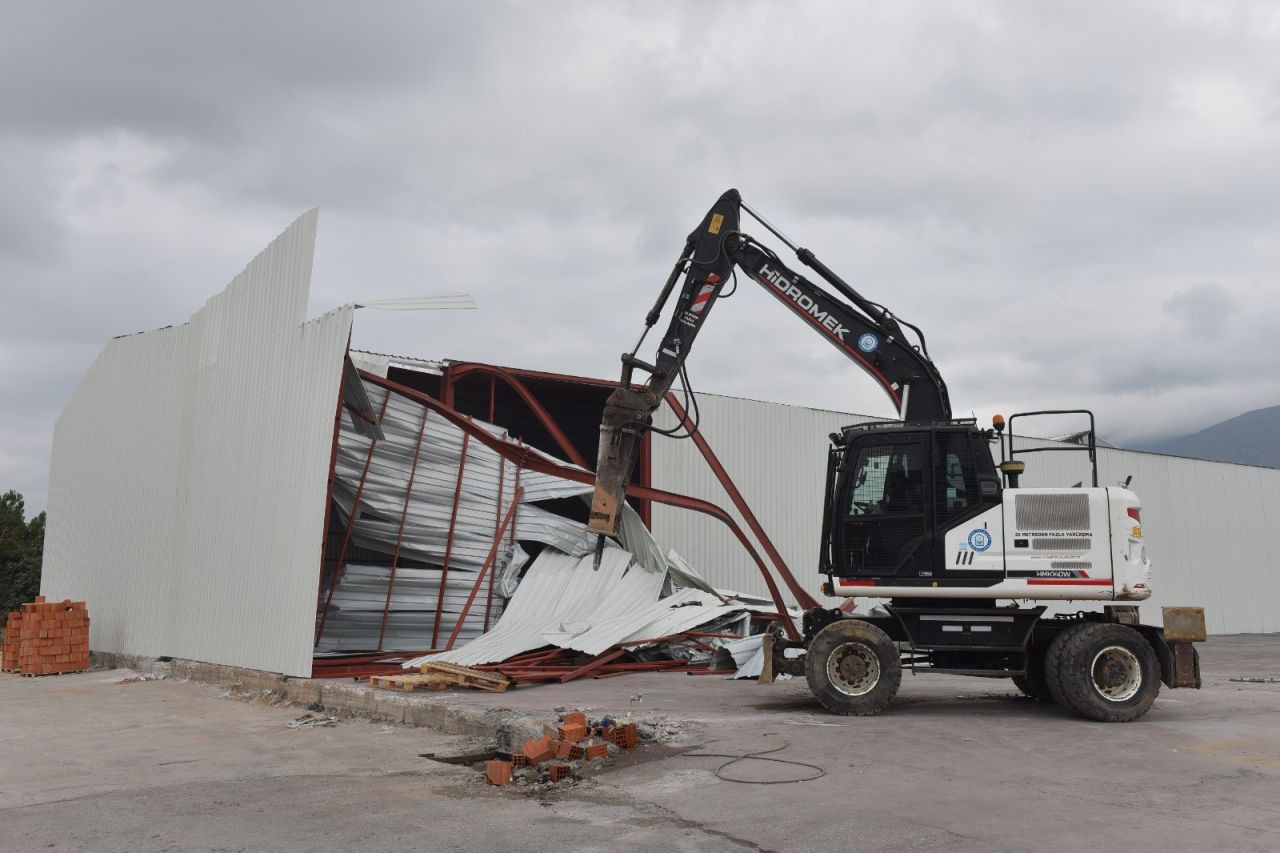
587,189,1205,722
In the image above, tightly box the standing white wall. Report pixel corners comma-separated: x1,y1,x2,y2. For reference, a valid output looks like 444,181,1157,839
650,392,1280,634
41,211,351,677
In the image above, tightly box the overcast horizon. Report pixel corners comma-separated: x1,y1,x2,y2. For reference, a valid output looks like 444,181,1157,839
3,1,1280,513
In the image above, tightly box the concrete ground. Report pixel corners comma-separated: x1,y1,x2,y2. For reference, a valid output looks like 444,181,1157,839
2,634,1279,853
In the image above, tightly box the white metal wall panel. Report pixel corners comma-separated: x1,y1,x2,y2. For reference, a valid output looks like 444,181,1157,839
651,393,1280,634
41,210,352,677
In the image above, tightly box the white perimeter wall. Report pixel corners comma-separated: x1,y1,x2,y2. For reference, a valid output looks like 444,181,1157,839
650,392,1280,634
41,211,352,677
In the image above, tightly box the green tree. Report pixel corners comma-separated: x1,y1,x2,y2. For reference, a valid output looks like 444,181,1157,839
0,490,45,627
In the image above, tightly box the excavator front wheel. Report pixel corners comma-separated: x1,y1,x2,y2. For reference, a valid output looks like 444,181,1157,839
805,619,901,716
1045,622,1160,722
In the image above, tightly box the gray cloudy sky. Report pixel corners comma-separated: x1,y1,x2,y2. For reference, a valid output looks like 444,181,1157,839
4,1,1280,512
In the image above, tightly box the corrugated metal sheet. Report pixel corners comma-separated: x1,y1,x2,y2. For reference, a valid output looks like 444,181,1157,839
407,547,666,666
41,210,352,677
651,392,1280,634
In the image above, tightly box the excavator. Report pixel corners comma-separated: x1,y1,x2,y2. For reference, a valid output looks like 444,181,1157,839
587,189,1205,722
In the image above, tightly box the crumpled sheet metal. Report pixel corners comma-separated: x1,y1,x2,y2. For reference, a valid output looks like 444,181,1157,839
405,547,662,666
715,634,766,679
406,547,756,668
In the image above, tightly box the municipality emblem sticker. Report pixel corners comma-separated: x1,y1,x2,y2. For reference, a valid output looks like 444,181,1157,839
857,332,879,353
967,529,992,552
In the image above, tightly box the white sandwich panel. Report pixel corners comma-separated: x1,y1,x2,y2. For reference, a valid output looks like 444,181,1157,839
41,211,351,677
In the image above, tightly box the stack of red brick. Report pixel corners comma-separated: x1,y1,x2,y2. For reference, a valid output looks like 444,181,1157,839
1,596,90,676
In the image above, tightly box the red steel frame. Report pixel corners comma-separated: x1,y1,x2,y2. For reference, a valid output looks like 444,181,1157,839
315,358,818,666
352,371,804,640
443,361,816,609
441,362,591,468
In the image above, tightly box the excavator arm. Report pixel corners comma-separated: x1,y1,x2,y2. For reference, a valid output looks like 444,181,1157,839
587,188,951,548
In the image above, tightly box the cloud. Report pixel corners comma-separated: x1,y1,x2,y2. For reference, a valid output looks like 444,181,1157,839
3,1,1280,510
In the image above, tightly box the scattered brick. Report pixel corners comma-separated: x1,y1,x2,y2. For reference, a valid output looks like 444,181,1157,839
584,741,609,760
602,723,638,749
485,760,513,786
522,733,554,766
548,763,572,783
553,739,573,759
557,722,588,743
560,711,587,728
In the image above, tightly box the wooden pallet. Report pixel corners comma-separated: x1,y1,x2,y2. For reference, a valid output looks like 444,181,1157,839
418,661,510,692
369,674,451,692
370,664,510,694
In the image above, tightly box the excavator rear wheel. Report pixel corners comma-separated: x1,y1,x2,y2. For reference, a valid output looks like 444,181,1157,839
805,619,901,716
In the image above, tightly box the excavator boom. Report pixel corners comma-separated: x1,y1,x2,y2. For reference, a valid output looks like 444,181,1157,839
588,189,950,548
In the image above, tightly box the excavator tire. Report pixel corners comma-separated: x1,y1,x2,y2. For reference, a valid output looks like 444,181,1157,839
1012,645,1054,702
805,619,901,716
1044,622,1160,722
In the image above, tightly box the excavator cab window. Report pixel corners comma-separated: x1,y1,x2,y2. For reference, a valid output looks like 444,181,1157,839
935,430,980,523
838,435,930,577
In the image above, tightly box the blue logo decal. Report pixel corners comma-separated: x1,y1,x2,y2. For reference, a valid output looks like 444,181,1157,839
857,333,879,353
967,529,992,552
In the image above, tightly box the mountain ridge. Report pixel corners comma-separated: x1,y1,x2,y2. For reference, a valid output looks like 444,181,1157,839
1137,404,1280,468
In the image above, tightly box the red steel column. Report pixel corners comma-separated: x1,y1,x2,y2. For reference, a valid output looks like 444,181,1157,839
431,431,471,647
444,488,524,651
484,447,507,631
377,406,429,651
